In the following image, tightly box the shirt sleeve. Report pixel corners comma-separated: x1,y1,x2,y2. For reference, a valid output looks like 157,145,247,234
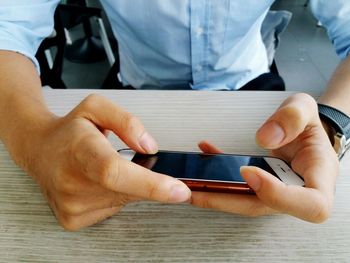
311,0,350,60
0,0,60,72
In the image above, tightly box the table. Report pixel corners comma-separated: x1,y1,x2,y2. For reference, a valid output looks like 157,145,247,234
1,90,349,262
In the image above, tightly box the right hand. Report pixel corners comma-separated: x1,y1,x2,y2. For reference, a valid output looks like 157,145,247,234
193,94,338,223
12,94,191,231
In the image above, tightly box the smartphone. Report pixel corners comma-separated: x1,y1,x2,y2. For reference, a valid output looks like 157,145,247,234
118,149,304,194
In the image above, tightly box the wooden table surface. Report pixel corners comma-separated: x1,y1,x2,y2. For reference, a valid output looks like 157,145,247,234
1,90,349,262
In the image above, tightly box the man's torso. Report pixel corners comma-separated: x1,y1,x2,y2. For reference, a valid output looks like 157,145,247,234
100,0,274,90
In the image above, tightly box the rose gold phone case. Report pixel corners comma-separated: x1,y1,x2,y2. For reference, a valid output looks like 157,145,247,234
182,179,255,195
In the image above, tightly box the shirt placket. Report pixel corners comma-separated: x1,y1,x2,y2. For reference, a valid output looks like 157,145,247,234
190,0,210,87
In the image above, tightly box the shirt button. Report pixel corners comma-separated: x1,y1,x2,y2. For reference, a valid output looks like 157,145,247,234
195,27,204,37
195,65,203,72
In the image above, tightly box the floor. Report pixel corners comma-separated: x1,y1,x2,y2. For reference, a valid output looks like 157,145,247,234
61,0,340,95
272,0,340,94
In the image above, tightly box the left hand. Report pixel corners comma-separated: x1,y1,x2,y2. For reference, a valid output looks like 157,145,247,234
191,93,339,223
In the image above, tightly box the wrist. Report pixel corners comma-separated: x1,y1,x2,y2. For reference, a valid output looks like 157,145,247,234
1,108,58,171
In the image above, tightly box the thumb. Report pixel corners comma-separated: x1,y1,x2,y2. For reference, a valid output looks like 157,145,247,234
240,166,330,223
256,93,320,149
71,94,158,154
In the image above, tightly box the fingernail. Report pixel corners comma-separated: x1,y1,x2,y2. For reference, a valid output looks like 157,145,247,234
169,185,191,203
139,132,158,153
241,167,262,191
257,121,285,148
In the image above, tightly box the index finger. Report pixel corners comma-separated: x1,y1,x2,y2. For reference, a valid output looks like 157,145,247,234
70,94,158,154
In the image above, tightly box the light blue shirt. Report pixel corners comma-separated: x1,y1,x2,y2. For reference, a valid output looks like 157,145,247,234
1,0,350,90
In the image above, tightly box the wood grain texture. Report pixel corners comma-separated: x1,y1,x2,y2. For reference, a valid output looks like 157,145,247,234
1,90,349,262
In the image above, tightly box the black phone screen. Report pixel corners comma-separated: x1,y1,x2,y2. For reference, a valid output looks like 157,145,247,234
132,151,280,183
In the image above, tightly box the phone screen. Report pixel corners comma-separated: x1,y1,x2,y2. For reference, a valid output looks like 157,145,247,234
132,151,280,183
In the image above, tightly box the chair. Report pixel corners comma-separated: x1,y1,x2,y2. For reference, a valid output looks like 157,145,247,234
36,6,67,89
35,3,115,89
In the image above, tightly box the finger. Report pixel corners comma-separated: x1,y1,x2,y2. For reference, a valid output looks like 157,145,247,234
75,133,191,203
102,129,110,137
191,191,277,217
288,145,339,202
72,94,158,154
240,166,332,223
256,93,320,149
198,140,224,154
106,155,191,203
58,206,121,231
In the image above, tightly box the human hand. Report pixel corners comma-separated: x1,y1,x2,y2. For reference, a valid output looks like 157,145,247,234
192,93,339,223
13,94,190,230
